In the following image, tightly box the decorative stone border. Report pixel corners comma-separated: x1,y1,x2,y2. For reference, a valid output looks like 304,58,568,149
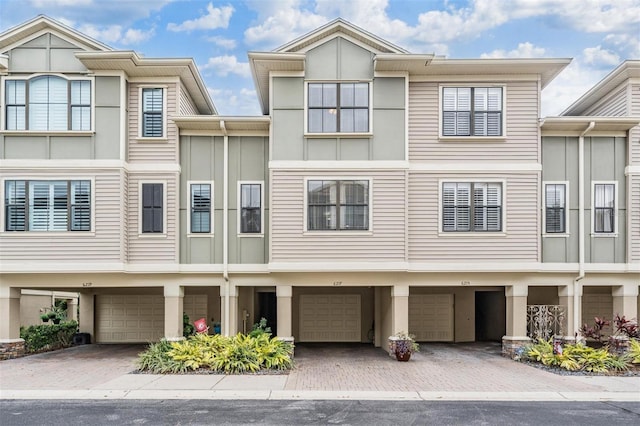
0,339,25,360
502,336,531,360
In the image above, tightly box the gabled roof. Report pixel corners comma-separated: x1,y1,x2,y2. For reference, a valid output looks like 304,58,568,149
0,15,112,53
562,60,640,116
275,18,409,54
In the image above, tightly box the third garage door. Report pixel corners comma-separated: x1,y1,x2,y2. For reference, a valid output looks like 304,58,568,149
409,294,454,342
299,294,361,342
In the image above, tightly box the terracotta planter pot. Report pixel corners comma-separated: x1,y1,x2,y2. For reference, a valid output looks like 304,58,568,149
395,351,411,362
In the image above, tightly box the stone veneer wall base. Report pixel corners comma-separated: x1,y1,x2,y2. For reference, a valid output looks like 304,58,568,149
0,339,26,360
501,336,532,360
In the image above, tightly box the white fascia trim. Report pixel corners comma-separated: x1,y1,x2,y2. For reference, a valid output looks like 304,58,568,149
626,166,640,175
411,74,539,83
0,263,126,273
228,264,270,273
268,262,408,272
127,163,181,173
409,163,541,172
0,160,181,173
186,180,214,236
178,264,224,273
270,160,409,170
408,262,541,272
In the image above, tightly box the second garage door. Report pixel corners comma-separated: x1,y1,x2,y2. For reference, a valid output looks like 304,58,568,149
409,294,454,342
96,294,208,343
299,294,361,342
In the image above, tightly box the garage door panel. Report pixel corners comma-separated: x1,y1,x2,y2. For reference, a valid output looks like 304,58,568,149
409,294,454,342
299,294,361,342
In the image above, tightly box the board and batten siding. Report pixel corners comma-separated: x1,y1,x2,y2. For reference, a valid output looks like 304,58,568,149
408,81,539,162
0,171,123,262
270,170,406,262
127,174,178,263
128,83,179,163
408,172,539,262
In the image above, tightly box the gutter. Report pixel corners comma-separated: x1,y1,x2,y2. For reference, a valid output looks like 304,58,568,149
221,120,230,336
574,121,595,338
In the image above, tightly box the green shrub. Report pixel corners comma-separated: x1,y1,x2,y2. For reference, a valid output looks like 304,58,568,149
137,331,294,374
524,339,629,373
628,339,640,364
20,321,78,353
137,340,188,374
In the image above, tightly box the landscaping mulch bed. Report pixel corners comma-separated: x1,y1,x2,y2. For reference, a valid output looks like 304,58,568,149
520,360,640,377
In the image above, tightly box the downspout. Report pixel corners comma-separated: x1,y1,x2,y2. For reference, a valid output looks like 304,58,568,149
574,121,595,338
221,120,230,336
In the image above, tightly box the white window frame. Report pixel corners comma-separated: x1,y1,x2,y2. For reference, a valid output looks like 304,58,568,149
591,181,618,236
303,176,373,234
138,180,167,237
437,178,507,236
303,81,373,137
2,74,94,132
237,180,264,237
542,181,570,237
438,84,506,139
138,85,167,140
0,176,95,234
187,180,214,237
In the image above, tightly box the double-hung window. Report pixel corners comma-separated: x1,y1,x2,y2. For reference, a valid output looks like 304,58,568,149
190,183,212,234
239,183,262,234
442,182,502,232
4,179,91,231
141,88,163,137
141,183,163,233
593,182,616,234
308,83,369,133
307,180,369,231
442,87,502,137
544,183,567,234
4,76,91,131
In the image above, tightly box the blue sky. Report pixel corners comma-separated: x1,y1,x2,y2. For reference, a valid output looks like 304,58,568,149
1,0,638,116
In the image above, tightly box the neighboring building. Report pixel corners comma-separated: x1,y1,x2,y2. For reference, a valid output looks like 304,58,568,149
0,16,637,359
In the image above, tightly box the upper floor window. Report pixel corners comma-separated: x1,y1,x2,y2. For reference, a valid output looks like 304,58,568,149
239,182,262,234
141,183,164,233
544,183,567,234
442,182,502,232
307,180,369,231
5,76,91,131
141,88,163,137
442,87,502,137
190,182,212,234
308,83,369,133
593,182,616,234
4,179,91,232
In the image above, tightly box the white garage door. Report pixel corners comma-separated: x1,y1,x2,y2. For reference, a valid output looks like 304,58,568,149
96,294,207,343
409,294,454,342
299,294,361,342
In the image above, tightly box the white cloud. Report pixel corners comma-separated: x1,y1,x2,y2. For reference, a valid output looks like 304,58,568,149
603,33,640,58
121,27,155,45
31,0,92,5
26,0,172,25
206,36,237,50
481,42,546,59
60,20,154,46
208,87,260,115
583,45,621,66
201,55,251,78
167,2,233,32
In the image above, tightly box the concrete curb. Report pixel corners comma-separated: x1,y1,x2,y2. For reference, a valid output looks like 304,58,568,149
2,389,639,402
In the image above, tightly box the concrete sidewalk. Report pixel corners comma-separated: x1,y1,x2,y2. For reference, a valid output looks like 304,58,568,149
1,343,638,401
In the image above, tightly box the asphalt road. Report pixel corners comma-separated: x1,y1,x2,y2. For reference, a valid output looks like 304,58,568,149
2,400,639,425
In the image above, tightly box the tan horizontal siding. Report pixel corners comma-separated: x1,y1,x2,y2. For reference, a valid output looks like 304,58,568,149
0,171,123,262
408,172,539,262
270,170,406,262
409,81,539,162
585,85,627,116
127,173,178,263
630,175,640,263
179,85,198,115
128,83,179,163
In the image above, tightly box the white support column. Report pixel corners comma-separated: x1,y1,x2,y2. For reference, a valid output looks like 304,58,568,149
67,297,79,322
391,284,409,334
613,284,639,320
558,285,576,340
0,287,21,340
164,284,184,341
220,283,238,336
502,284,530,358
276,285,293,338
78,292,95,338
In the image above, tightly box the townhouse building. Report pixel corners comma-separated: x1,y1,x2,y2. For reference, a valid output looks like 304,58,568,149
0,16,637,359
